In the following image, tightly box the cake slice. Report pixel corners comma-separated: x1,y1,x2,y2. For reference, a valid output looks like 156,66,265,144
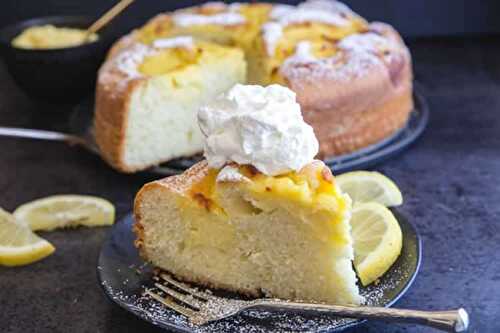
134,160,363,305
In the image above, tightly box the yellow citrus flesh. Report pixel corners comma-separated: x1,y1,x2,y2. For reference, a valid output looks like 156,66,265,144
336,171,403,207
13,195,115,231
350,202,402,286
0,208,55,267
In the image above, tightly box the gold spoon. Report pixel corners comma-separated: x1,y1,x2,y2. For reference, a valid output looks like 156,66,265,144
85,0,135,40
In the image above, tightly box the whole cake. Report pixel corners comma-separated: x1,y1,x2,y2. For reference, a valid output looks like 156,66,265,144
96,0,413,173
134,84,363,304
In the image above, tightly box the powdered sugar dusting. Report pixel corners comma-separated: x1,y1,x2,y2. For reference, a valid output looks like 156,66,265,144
301,0,360,19
261,22,283,56
100,36,198,89
173,12,246,27
200,2,242,12
281,46,383,84
281,41,317,69
262,0,357,55
277,8,349,27
99,212,418,332
153,36,194,49
279,24,407,84
339,32,397,54
103,271,407,332
269,5,295,19
110,43,153,80
216,165,249,183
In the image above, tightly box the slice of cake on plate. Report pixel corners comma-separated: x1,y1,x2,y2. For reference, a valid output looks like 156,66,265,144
134,84,363,305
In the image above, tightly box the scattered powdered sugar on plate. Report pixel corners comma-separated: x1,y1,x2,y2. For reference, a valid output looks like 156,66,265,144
98,213,418,332
101,266,410,333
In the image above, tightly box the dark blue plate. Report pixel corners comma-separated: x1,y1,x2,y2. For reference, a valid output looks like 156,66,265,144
97,212,421,332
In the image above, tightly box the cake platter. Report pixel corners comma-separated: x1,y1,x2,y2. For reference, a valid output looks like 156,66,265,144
70,86,428,176
97,211,421,332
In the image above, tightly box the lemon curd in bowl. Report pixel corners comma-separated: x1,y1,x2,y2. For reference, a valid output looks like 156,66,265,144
0,16,113,103
11,24,98,50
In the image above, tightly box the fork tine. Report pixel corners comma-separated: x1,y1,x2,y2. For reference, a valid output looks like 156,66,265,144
159,273,211,301
145,289,197,318
155,283,203,310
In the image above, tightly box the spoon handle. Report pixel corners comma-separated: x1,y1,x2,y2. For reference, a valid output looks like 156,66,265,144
87,0,135,36
0,126,85,144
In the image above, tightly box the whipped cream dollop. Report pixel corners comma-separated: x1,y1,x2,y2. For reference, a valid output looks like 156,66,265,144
198,84,319,176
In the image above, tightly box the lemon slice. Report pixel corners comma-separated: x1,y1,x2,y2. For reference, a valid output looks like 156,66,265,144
13,195,115,231
351,202,402,286
0,208,55,266
336,171,403,207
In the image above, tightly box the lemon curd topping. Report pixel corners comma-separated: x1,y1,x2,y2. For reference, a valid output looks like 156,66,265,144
188,164,348,221
11,25,98,49
250,19,367,84
184,163,350,247
137,41,241,77
138,47,200,76
187,168,222,213
134,1,369,85
137,3,270,49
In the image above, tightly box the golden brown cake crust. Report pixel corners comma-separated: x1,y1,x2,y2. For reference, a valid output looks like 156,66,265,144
94,78,132,173
284,22,414,157
133,161,209,255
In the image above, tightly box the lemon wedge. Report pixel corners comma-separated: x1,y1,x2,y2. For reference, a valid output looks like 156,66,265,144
0,208,55,266
351,202,403,286
336,171,403,207
13,195,115,231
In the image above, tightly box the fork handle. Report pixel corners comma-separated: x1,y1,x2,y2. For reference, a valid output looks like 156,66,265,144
254,300,469,332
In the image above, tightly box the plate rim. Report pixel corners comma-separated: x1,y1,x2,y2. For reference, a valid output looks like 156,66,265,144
97,210,422,333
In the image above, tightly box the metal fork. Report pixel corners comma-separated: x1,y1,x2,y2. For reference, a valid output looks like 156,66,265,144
145,273,469,332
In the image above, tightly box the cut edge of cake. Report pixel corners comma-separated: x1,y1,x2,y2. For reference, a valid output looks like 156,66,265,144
95,42,246,173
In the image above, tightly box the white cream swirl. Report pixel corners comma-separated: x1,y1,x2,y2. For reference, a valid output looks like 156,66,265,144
198,84,319,176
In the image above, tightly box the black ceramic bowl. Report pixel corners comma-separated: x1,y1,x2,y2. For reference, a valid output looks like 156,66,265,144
0,16,114,104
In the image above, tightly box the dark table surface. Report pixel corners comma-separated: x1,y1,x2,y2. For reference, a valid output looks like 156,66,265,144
1,36,499,333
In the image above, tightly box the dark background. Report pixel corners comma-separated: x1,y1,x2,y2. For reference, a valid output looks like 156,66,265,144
1,1,500,333
2,0,500,38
